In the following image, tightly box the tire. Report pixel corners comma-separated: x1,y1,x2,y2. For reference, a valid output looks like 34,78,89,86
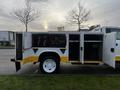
40,56,60,74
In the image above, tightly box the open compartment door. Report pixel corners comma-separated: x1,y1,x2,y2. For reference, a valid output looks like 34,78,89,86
15,33,22,71
80,33,84,63
23,32,32,49
103,32,116,68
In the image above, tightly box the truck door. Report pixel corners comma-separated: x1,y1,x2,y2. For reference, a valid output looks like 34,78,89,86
103,32,116,68
16,33,22,60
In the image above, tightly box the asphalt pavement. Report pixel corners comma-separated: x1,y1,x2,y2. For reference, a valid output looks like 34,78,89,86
0,49,16,75
1,49,120,75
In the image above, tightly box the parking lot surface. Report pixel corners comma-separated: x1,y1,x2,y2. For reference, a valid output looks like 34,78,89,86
1,49,120,75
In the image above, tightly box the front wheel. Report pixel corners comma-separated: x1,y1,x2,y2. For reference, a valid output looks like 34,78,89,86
40,57,60,74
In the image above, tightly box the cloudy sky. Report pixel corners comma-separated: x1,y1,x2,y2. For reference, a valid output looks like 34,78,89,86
0,0,120,31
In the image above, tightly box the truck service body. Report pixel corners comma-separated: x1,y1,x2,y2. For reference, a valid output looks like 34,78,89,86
11,31,118,73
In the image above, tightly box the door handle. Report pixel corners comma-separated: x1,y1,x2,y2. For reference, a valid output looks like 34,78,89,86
116,43,118,46
111,48,114,53
80,47,83,51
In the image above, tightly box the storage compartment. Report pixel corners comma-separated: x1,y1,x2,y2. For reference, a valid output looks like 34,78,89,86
84,42,102,61
84,34,103,41
84,34,103,61
69,34,80,61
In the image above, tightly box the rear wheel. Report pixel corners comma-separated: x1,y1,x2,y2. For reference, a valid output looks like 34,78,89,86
40,57,60,74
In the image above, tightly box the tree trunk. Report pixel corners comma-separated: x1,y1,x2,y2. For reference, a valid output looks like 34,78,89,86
25,24,28,32
78,25,80,31
78,22,81,31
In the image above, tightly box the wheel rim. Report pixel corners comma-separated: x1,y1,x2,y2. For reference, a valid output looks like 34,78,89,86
43,59,56,73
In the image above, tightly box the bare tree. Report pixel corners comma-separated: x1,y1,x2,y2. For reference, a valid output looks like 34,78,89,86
66,2,90,31
13,0,39,32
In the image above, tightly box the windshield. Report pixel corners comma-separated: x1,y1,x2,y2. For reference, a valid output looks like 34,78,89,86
117,32,120,40
106,28,120,40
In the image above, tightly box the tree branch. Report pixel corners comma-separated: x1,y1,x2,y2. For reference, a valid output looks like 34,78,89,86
13,0,39,32
66,1,90,31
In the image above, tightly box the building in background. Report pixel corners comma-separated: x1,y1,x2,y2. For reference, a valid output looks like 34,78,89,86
0,31,15,48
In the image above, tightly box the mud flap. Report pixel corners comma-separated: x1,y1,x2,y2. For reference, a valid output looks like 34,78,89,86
11,59,21,72
15,62,21,72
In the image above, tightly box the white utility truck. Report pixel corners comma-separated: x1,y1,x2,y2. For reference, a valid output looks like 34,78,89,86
11,31,117,74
